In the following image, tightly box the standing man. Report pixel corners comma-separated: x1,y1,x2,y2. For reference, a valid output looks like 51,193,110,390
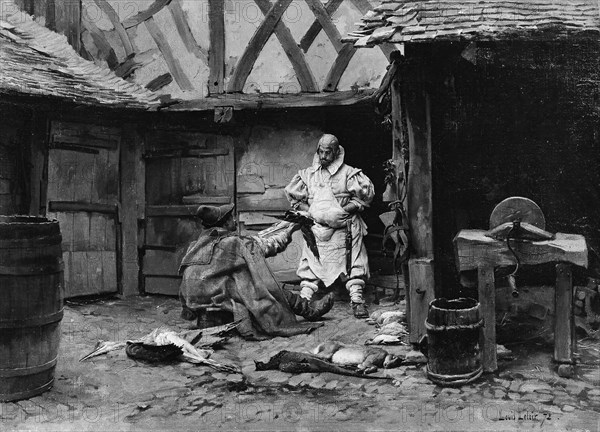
285,134,375,318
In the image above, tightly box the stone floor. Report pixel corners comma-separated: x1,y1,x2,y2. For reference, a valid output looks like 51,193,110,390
2,294,600,432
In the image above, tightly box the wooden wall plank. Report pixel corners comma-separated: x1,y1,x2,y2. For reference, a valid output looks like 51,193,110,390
120,124,143,296
168,0,208,63
70,251,91,296
143,249,183,276
208,0,225,93
51,121,121,150
72,212,90,252
102,251,118,293
87,251,104,293
145,217,200,247
145,17,194,91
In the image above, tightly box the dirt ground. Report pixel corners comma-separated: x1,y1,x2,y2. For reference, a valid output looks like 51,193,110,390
2,294,600,432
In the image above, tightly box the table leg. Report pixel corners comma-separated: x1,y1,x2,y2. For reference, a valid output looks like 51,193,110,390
555,263,574,364
478,264,497,373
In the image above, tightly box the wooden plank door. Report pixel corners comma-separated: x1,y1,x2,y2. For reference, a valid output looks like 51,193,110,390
46,121,120,298
142,132,235,295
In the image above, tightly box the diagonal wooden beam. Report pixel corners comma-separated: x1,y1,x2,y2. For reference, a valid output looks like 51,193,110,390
93,0,134,56
81,16,119,69
323,0,395,91
228,0,317,93
301,0,344,53
122,0,171,29
323,44,355,92
169,0,208,64
254,0,317,92
208,0,225,93
145,17,194,91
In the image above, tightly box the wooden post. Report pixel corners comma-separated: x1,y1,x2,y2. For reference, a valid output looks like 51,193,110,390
403,57,435,343
208,0,225,94
405,88,433,258
49,0,81,52
119,124,144,296
408,258,435,343
478,264,497,373
28,111,48,216
555,263,574,363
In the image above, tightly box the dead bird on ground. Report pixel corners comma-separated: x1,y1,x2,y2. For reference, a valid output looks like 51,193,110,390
312,341,402,373
255,350,392,379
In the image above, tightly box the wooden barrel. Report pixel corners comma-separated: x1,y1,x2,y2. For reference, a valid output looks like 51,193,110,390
0,216,63,401
426,297,483,386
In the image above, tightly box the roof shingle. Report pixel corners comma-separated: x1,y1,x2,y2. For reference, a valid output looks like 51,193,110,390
0,0,158,109
344,0,600,46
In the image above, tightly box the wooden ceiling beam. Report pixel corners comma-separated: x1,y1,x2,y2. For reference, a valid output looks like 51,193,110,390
161,88,375,111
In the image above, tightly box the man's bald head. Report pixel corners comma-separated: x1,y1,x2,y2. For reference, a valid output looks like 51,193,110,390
317,134,340,168
318,134,339,151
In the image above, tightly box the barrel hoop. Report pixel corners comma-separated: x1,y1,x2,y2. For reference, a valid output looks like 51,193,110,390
426,366,483,386
0,235,62,248
0,357,58,377
0,310,63,328
0,379,54,402
425,319,483,332
0,262,64,275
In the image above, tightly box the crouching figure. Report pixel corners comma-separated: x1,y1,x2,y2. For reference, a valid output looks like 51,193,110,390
179,203,334,340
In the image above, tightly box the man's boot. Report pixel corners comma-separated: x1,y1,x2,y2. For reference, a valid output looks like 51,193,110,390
284,290,335,321
347,279,369,318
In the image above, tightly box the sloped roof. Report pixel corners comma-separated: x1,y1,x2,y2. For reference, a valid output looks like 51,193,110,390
0,1,158,109
344,0,600,46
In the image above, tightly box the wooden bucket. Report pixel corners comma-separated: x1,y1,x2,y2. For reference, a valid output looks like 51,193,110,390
426,297,483,386
0,216,63,401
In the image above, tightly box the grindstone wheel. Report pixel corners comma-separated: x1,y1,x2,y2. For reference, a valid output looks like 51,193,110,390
489,197,546,230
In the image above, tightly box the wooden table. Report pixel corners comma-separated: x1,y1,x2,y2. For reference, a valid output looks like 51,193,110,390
454,230,588,373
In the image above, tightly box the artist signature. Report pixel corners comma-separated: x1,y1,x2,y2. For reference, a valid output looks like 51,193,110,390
497,410,551,422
